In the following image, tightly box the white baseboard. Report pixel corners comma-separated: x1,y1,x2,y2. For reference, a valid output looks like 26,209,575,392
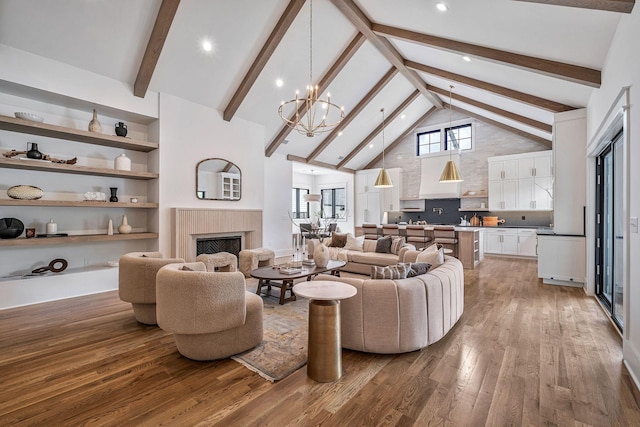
623,338,640,394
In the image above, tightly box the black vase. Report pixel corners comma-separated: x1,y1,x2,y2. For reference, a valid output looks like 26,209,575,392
26,142,43,160
109,187,118,202
115,122,128,137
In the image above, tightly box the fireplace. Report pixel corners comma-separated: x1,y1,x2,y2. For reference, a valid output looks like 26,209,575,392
196,236,242,258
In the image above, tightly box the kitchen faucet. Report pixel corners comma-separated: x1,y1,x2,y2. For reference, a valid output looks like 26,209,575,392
433,207,443,215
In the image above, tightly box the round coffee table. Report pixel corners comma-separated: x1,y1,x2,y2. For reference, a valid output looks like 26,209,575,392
293,280,357,382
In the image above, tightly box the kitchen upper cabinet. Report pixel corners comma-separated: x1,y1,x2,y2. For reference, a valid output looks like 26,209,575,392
355,168,402,224
488,179,518,210
355,192,381,225
488,151,553,211
488,159,518,181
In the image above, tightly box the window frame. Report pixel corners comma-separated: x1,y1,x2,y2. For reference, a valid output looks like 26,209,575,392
319,184,347,221
291,187,309,219
416,119,474,157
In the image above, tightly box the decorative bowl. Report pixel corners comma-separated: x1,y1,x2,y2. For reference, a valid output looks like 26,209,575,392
0,217,24,239
7,185,44,200
14,112,45,123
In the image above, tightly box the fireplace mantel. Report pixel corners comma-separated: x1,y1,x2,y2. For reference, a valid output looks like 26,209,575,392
173,208,262,261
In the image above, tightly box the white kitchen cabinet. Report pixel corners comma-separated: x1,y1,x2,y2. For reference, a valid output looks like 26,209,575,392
488,151,552,211
356,168,401,225
488,179,518,210
355,192,380,225
381,169,402,212
538,235,586,286
218,172,240,200
484,229,518,255
355,169,380,194
517,229,538,257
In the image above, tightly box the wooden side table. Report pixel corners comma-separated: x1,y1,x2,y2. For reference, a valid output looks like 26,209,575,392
293,280,357,382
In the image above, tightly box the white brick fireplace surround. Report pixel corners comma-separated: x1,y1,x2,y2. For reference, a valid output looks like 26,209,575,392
172,208,263,261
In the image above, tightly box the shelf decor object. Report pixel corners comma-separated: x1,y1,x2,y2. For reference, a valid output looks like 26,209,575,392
14,112,45,123
46,219,58,235
374,108,393,188
277,0,344,137
114,153,131,171
118,215,132,234
7,185,44,200
115,122,128,137
440,85,463,183
26,142,43,159
88,109,102,133
0,217,24,239
109,187,118,202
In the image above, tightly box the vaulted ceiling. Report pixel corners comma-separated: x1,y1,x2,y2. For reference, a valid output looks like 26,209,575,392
0,0,631,172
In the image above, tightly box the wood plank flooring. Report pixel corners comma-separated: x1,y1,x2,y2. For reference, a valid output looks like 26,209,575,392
1,257,639,426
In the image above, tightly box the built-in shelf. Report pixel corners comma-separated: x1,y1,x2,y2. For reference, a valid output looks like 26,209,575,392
0,199,158,208
400,208,425,212
0,157,158,180
0,232,158,247
0,115,158,152
400,197,423,201
460,194,488,199
459,208,489,212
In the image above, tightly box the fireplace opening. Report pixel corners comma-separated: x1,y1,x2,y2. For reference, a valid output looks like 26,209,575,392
196,236,242,261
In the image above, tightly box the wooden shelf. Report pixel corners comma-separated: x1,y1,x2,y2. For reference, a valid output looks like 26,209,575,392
0,115,158,152
460,194,488,199
0,199,158,208
459,208,489,212
0,157,158,180
400,208,424,212
0,232,158,247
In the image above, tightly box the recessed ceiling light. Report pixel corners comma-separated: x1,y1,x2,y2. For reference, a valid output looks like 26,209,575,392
275,78,284,87
436,2,448,12
401,114,406,119
462,55,471,62
369,144,374,149
338,131,343,136
338,155,344,160
201,39,213,52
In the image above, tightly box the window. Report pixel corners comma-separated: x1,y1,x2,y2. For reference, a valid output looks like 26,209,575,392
416,122,472,156
291,188,309,219
445,123,472,151
417,130,441,155
320,187,346,219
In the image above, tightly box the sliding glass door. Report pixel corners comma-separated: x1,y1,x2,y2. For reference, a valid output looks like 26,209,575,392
595,132,624,330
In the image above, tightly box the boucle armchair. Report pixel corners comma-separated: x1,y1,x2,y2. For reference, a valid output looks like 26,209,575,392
156,262,263,361
118,252,185,325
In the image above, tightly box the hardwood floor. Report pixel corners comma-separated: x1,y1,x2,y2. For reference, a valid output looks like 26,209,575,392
1,257,639,426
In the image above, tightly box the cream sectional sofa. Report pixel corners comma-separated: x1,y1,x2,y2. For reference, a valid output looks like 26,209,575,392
313,253,464,354
307,238,416,275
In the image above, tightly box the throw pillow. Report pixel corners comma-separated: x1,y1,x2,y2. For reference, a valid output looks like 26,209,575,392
343,234,365,251
416,247,444,268
180,265,193,271
390,236,406,255
328,232,348,248
406,262,431,278
370,263,410,280
422,243,439,253
375,235,393,254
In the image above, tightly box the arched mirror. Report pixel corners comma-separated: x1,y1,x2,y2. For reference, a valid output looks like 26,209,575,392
196,158,241,200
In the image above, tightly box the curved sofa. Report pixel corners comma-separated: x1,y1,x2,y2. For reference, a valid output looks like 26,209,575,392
313,253,464,354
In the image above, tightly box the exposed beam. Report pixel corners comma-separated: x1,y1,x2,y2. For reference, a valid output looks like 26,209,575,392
330,0,443,108
306,67,398,161
364,107,437,169
373,23,601,88
337,90,420,169
264,32,366,157
513,0,634,13
407,60,575,113
427,85,552,133
134,0,181,98
287,154,356,174
449,104,552,148
223,0,306,121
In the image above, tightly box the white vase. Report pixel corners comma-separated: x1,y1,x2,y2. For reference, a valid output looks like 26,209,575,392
46,219,57,235
118,215,132,234
313,243,330,268
107,219,113,236
114,153,131,171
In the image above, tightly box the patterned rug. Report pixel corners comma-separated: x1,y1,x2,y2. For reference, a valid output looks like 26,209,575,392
232,281,309,382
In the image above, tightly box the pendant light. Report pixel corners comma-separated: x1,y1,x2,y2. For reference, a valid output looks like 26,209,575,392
374,108,393,188
439,85,463,183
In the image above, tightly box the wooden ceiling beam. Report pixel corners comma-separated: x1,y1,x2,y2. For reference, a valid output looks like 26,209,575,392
330,0,443,108
305,67,398,161
373,23,601,88
513,0,634,13
287,154,356,174
134,0,181,98
337,90,420,169
264,32,366,157
449,104,552,148
407,60,575,113
427,85,552,133
364,107,437,170
223,0,306,122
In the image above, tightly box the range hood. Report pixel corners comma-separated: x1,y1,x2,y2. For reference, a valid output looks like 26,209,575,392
418,152,462,199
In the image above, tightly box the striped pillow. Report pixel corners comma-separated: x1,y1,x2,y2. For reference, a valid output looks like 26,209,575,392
390,237,406,255
370,263,410,280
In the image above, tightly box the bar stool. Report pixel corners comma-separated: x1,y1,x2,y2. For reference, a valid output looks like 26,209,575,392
405,225,432,250
362,223,379,240
381,224,400,237
433,226,458,257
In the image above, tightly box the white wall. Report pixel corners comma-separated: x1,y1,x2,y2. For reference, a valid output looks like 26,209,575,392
263,153,294,257
157,93,265,256
586,6,640,390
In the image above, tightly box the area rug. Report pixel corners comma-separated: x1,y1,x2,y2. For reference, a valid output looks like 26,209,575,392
232,284,309,382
